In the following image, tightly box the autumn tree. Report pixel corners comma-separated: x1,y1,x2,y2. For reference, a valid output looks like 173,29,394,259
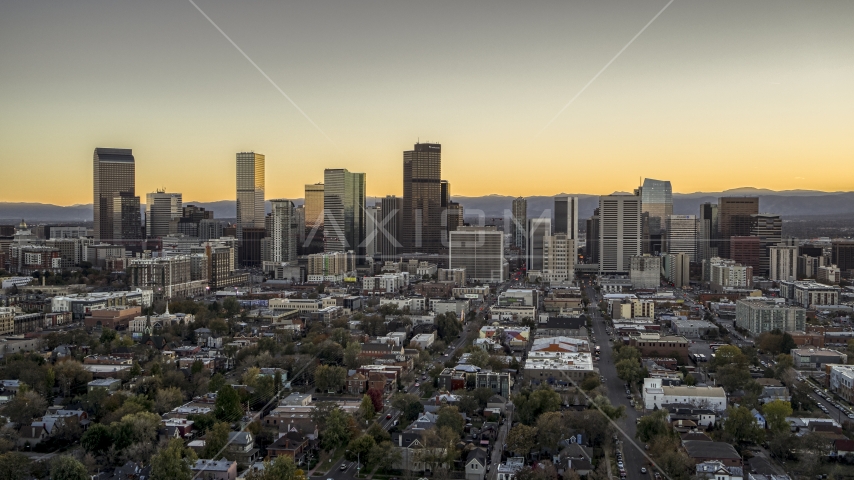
49,456,88,480
151,438,197,480
506,424,538,458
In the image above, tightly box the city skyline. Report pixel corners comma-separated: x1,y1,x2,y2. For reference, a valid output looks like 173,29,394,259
2,1,854,205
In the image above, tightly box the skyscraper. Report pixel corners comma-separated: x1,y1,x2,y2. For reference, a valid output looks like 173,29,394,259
145,191,182,239
698,203,719,262
585,208,600,263
323,169,366,259
511,197,527,251
751,213,782,277
526,217,551,272
403,142,442,254
598,192,642,274
113,192,142,241
304,183,324,234
640,178,673,234
379,195,403,260
553,196,579,241
365,203,380,258
236,152,265,243
449,226,507,283
268,199,297,263
718,197,759,259
665,215,698,262
93,148,136,242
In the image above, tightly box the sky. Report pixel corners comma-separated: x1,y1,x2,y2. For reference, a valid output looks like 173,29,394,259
1,0,853,205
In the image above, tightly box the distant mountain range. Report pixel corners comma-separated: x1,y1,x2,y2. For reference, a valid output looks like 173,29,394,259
2,188,854,223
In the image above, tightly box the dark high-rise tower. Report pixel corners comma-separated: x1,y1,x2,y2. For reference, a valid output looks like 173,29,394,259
402,142,442,253
93,148,136,242
718,197,759,259
553,196,579,240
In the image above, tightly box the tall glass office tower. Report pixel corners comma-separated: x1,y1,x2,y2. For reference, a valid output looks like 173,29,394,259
236,152,265,243
323,169,366,260
403,143,442,253
640,178,673,235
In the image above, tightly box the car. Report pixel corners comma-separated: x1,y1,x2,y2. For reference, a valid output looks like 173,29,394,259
414,382,420,387
386,413,392,419
340,463,348,470
641,467,648,474
617,462,624,468
626,394,632,399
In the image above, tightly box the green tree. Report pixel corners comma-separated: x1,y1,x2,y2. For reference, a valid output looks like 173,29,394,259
467,349,491,369
723,406,764,444
580,373,601,391
151,438,197,480
366,422,390,444
155,387,185,414
636,409,670,443
762,400,793,434
314,365,346,393
214,385,244,422
203,422,231,459
615,358,643,384
358,395,376,422
513,385,562,425
346,434,376,463
780,333,796,355
435,406,465,437
0,453,33,480
368,440,401,473
208,373,226,393
506,424,538,458
773,354,795,381
2,390,47,426
391,393,423,422
81,423,113,455
50,456,88,480
246,455,305,480
222,297,240,318
592,395,625,420
321,407,354,451
535,411,564,451
344,343,363,370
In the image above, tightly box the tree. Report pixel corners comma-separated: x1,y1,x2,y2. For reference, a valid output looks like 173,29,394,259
506,424,538,458
209,373,226,393
346,434,376,463
0,453,33,480
2,390,47,426
762,400,793,434
242,367,261,387
773,354,795,381
155,387,185,414
580,373,601,392
246,455,305,480
366,422,390,444
615,359,643,385
723,406,764,444
513,386,562,425
344,342,363,369
49,456,88,480
358,395,376,422
203,421,231,459
367,388,384,413
214,385,243,423
592,395,624,420
435,406,465,437
151,438,197,480
54,360,93,398
636,409,670,443
535,412,564,452
321,407,354,451
467,349,491,369
368,440,400,473
222,297,240,318
780,333,796,355
314,365,346,393
391,393,423,422
81,423,113,455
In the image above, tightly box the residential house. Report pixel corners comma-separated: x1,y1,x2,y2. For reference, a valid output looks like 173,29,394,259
226,431,259,465
346,372,367,395
267,431,311,465
465,448,487,480
683,440,742,468
696,461,744,480
191,459,237,480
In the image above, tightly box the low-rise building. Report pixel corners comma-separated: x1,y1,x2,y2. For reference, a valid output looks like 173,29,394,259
191,459,237,480
672,319,719,339
779,280,839,308
829,364,854,403
629,333,690,360
522,351,595,384
535,316,588,339
643,378,727,412
791,348,847,370
410,332,436,349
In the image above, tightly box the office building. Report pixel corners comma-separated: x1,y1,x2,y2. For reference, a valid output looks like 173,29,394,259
585,208,599,263
304,183,324,237
553,196,579,240
293,205,306,251
93,148,136,242
665,252,690,288
446,202,464,234
239,227,265,267
666,215,698,261
127,255,207,299
704,257,753,292
365,203,380,258
769,243,798,282
198,219,223,241
268,199,298,263
379,196,403,260
49,226,88,239
730,236,761,275
798,254,824,279
817,265,841,285
236,152,265,243
640,178,673,235
511,197,527,251
750,213,782,277
307,251,355,281
449,226,507,283
630,255,661,289
698,203,719,262
402,142,442,254
323,168,366,259
717,197,758,259
543,233,575,284
832,240,854,273
526,217,551,272
598,192,642,274
112,192,142,241
145,191,182,239
779,280,839,308
735,298,805,335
